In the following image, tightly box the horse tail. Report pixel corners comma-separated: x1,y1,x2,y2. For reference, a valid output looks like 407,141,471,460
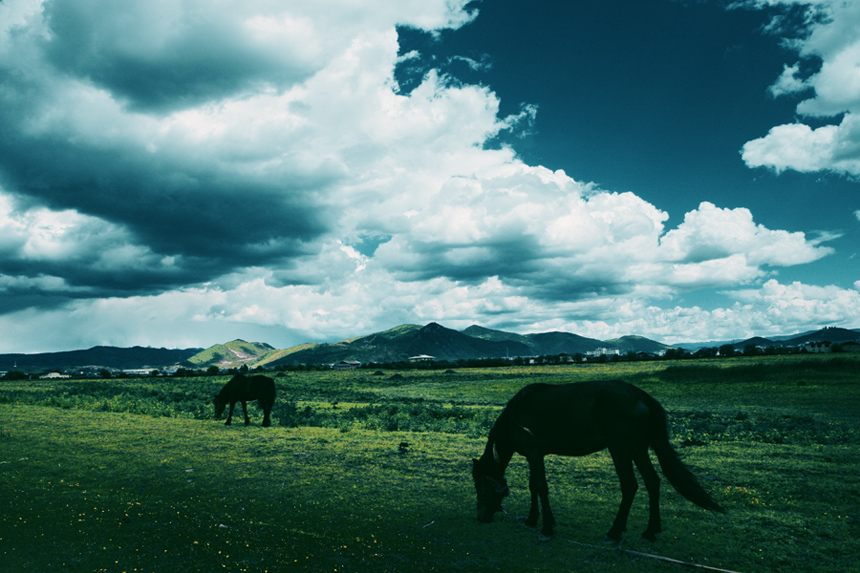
646,397,725,514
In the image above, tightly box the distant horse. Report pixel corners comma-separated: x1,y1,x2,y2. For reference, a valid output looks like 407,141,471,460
213,374,275,427
472,381,724,542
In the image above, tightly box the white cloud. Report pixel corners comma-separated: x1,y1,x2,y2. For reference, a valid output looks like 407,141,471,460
742,115,860,174
768,63,808,97
658,202,831,268
0,191,177,278
741,0,860,176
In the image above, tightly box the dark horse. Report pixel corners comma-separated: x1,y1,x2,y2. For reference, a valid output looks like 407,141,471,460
472,381,724,542
213,374,276,427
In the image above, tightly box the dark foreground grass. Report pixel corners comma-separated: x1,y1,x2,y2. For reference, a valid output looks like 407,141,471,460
1,404,858,572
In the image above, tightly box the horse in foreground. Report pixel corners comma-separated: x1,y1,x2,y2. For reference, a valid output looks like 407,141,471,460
213,373,275,427
472,380,724,542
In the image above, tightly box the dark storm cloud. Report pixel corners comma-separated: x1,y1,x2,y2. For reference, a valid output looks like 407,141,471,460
0,129,330,290
40,1,319,113
383,235,544,282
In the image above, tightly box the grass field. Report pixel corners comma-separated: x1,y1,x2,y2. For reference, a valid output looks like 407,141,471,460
1,355,858,571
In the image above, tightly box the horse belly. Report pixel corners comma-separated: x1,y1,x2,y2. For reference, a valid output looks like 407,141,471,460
536,425,608,456
552,439,607,457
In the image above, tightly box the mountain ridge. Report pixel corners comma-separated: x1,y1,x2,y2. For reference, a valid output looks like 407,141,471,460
0,346,202,373
2,325,857,372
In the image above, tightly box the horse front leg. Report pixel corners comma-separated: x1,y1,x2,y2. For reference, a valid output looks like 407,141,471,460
261,402,272,427
241,401,250,425
225,402,236,425
607,448,638,542
527,456,555,540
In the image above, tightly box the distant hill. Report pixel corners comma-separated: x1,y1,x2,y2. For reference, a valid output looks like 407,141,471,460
603,335,672,354
731,336,777,350
785,327,860,346
264,324,425,366
678,327,860,351
185,340,276,369
462,325,531,345
524,331,604,355
266,323,667,366
0,346,201,373
464,326,666,356
266,323,533,366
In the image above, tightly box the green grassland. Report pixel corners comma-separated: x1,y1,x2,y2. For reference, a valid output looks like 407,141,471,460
1,355,858,571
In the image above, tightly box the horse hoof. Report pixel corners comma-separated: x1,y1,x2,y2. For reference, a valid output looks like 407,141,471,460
641,531,658,542
603,534,622,545
539,533,554,543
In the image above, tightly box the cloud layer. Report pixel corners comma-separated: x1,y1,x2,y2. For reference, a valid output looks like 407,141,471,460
0,0,856,352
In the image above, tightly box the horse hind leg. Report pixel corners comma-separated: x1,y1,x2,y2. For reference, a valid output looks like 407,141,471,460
525,485,540,528
241,401,250,425
260,400,272,427
225,402,235,425
633,449,662,541
606,449,638,542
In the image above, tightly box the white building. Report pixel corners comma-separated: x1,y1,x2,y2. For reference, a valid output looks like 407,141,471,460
39,371,70,379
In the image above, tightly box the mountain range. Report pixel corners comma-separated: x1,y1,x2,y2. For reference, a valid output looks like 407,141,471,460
2,324,857,373
0,346,201,373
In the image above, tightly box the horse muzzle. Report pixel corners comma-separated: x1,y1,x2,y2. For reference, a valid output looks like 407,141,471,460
476,502,502,523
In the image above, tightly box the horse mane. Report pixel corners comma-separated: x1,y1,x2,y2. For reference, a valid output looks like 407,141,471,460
482,386,546,468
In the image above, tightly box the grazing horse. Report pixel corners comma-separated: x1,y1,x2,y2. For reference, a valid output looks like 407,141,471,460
472,381,724,542
213,374,275,427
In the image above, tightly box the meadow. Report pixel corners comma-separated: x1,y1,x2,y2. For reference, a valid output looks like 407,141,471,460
1,354,858,572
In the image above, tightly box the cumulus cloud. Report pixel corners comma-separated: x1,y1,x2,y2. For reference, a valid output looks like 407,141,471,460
741,0,860,176
0,0,849,352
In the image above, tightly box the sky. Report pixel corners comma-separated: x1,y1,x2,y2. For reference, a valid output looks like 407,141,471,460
0,0,858,353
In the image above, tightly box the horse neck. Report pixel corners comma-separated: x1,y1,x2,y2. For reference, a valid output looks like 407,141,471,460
481,423,514,473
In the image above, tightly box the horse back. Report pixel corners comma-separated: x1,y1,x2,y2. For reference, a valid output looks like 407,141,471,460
501,381,656,456
220,373,276,402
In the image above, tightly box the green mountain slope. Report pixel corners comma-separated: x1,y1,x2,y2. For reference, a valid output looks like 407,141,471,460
185,340,276,369
463,325,617,355
267,322,532,366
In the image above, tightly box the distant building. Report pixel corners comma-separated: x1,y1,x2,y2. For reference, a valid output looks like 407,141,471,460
39,371,70,379
408,355,435,363
804,341,832,353
331,360,361,370
123,369,155,376
586,347,621,357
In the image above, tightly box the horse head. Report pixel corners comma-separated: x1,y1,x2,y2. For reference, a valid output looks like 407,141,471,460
472,458,509,523
213,395,226,418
